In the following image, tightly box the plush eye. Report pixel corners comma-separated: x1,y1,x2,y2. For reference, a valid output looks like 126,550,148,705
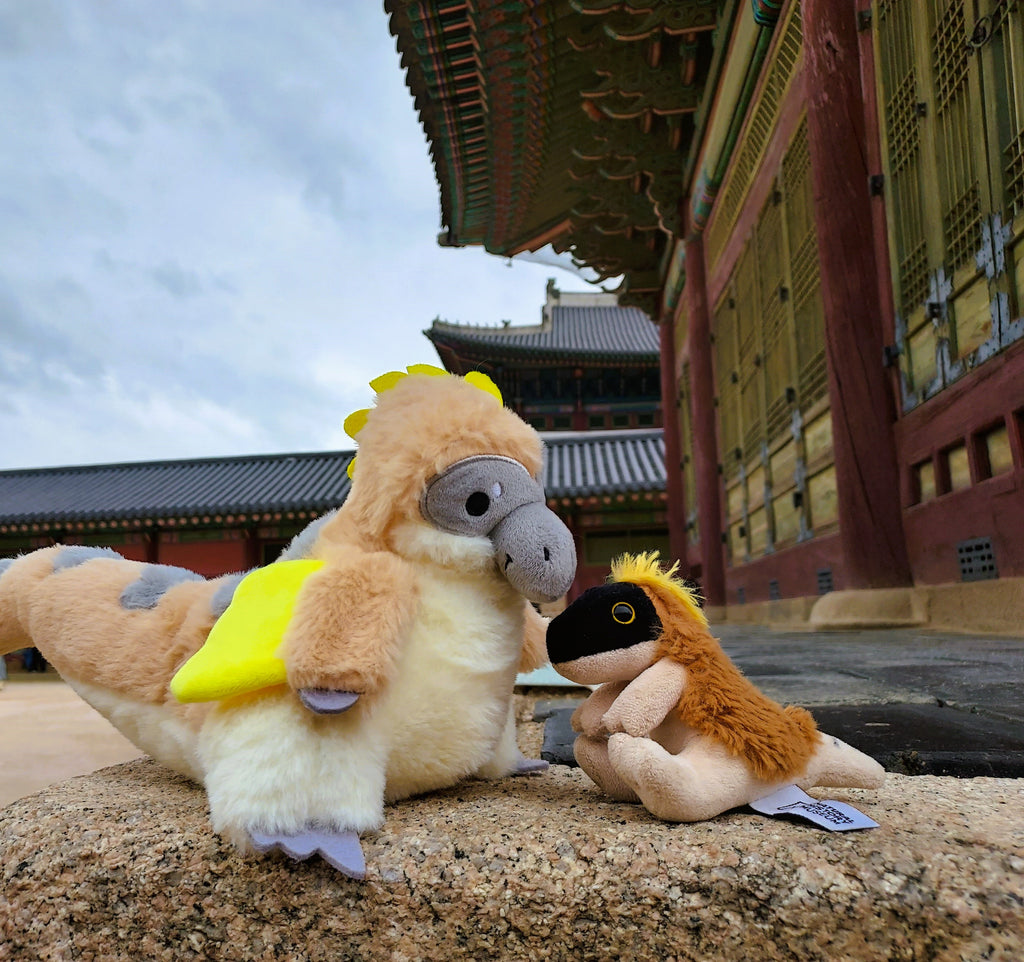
612,602,635,625
466,492,490,516
422,456,542,537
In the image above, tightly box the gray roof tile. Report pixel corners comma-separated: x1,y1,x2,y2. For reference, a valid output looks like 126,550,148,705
0,430,666,527
427,305,659,359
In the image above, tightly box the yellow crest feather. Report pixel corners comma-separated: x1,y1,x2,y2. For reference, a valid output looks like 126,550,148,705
342,365,505,478
609,551,707,628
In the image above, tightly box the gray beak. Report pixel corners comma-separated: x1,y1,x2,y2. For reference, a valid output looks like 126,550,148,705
491,501,576,603
421,454,578,602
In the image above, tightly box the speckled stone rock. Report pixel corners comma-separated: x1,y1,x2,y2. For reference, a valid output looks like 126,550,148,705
2,715,1022,962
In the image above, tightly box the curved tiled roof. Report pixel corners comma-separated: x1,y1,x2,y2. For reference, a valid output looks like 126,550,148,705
542,429,665,498
0,431,665,529
427,304,660,360
0,452,354,527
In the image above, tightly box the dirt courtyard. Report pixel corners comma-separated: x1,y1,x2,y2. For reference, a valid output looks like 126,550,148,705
0,674,142,806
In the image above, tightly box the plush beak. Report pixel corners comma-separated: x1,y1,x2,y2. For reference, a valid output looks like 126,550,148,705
491,500,576,603
420,454,577,602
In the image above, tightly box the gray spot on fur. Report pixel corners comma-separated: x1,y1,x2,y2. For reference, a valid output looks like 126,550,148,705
120,564,204,611
210,572,247,619
277,509,337,562
53,545,123,572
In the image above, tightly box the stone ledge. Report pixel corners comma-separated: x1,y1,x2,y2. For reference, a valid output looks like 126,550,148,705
2,759,1022,961
712,577,1024,636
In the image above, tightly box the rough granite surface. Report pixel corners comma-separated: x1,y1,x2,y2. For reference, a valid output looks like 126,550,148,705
1,702,1022,962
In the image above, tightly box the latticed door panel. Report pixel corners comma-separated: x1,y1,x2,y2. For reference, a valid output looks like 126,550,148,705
877,0,932,326
735,245,765,462
782,118,828,411
989,0,1024,318
677,360,699,543
714,294,742,481
757,185,796,443
876,0,1024,405
931,0,986,278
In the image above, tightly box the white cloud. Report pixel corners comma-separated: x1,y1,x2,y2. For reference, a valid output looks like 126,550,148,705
0,1,602,470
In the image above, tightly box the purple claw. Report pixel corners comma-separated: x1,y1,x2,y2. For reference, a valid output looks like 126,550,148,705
513,751,550,775
249,828,365,880
299,688,359,714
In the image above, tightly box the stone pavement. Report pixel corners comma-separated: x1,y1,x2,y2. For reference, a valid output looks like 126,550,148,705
539,624,1024,778
0,673,142,806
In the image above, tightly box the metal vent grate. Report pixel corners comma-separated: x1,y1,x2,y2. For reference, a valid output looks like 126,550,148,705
957,537,998,582
817,568,834,595
768,579,781,601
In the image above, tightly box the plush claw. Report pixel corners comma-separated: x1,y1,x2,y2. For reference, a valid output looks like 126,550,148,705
249,828,366,880
298,688,360,714
512,751,550,775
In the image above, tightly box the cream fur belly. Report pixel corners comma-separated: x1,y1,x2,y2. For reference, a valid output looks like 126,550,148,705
381,567,524,801
63,676,207,783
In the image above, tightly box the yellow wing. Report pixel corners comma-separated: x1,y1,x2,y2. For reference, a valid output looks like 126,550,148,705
170,559,325,703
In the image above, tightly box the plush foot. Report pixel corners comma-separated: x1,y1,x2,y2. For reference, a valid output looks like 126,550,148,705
249,828,366,879
574,734,640,802
512,751,549,775
298,689,359,714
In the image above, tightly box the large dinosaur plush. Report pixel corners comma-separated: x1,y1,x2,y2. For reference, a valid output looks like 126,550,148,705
547,553,884,822
0,366,576,878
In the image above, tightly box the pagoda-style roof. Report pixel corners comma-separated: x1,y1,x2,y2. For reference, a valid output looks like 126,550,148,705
0,431,666,535
543,428,664,499
0,452,353,533
426,299,660,363
384,0,726,315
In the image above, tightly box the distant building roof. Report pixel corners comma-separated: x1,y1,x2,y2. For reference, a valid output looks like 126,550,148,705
425,283,660,363
0,452,353,530
542,429,665,499
0,430,666,532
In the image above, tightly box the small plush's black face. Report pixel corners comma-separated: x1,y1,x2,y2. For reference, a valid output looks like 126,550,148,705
546,582,662,666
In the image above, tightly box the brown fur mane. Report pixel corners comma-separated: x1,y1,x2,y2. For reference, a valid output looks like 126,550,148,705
644,587,819,781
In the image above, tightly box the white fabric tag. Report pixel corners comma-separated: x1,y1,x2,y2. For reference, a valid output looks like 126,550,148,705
749,784,879,831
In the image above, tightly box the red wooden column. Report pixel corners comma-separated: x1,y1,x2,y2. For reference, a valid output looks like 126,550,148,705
659,316,689,567
803,0,912,588
683,232,726,607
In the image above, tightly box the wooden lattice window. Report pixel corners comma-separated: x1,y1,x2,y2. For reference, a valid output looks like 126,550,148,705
678,361,699,542
735,245,764,462
782,119,828,409
758,185,795,442
714,293,742,481
875,0,1024,405
705,0,804,271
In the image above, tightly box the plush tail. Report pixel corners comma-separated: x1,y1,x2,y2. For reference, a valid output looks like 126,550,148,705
805,731,886,790
0,545,238,704
0,547,70,655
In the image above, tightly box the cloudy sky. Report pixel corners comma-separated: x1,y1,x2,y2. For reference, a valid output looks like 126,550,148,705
0,2,600,471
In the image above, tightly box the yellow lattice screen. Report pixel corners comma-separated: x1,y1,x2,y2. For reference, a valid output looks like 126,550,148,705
758,185,795,441
714,293,742,480
875,0,1024,403
735,245,764,461
677,361,698,537
782,119,828,409
706,1,805,271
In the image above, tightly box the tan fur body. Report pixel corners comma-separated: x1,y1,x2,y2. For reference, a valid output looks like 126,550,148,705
0,372,563,857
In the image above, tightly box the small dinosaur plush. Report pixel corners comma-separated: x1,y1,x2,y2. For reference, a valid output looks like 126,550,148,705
0,366,576,877
546,552,884,822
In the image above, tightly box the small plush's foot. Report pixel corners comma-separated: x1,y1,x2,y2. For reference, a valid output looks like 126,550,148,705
298,689,359,714
249,828,366,879
512,751,549,775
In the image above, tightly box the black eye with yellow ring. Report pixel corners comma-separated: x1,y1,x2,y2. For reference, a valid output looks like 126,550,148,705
612,602,635,625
